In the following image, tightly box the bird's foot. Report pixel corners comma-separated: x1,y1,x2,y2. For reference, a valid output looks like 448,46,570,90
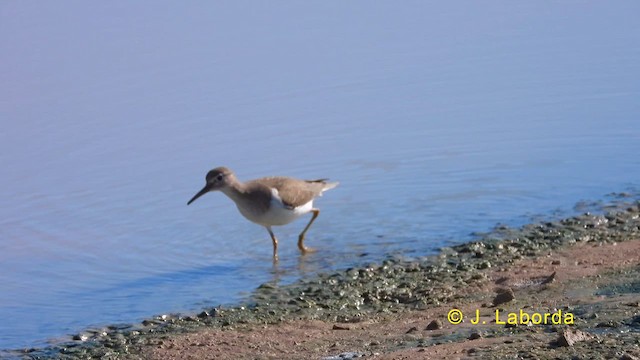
299,245,316,254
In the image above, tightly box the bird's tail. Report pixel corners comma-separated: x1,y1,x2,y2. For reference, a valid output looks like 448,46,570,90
306,179,339,192
322,181,339,191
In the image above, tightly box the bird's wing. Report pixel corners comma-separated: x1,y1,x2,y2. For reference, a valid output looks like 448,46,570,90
252,177,328,209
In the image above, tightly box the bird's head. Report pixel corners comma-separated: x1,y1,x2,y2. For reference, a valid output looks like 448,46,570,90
187,166,235,205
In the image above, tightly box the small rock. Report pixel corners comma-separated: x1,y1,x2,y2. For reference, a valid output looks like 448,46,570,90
332,324,350,330
425,319,443,330
541,271,556,284
493,287,516,306
468,331,482,340
405,326,418,334
556,329,594,347
72,334,89,341
595,321,617,328
620,354,640,360
551,260,562,265
107,324,132,331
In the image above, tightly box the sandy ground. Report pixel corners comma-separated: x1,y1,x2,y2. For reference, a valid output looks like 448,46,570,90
144,239,640,360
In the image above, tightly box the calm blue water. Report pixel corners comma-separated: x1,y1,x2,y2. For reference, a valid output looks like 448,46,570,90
1,1,639,350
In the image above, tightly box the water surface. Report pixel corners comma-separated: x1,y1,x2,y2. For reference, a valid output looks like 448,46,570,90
1,1,639,350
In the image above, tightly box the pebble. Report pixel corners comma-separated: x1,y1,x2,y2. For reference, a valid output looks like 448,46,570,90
425,319,443,330
493,287,516,306
557,329,594,347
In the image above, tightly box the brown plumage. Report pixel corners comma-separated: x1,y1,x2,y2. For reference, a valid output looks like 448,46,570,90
246,177,334,209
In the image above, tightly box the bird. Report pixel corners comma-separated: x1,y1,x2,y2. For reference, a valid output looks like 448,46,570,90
187,167,338,259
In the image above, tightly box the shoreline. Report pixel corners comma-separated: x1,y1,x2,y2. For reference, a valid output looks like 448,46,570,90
14,196,640,359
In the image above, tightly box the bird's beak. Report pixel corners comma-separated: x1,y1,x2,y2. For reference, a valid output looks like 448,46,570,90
187,184,211,205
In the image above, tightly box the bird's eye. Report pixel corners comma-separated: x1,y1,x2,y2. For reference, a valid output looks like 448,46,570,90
216,174,223,181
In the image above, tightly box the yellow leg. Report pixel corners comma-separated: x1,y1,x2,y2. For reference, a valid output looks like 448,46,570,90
298,209,320,253
267,227,279,260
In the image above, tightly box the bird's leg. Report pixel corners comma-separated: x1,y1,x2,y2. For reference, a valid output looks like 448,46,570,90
266,226,279,260
298,209,320,253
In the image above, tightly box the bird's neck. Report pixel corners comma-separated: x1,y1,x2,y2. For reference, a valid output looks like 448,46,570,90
220,179,271,216
220,179,248,204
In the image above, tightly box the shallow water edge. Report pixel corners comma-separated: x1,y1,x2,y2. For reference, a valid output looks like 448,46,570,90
8,193,640,359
